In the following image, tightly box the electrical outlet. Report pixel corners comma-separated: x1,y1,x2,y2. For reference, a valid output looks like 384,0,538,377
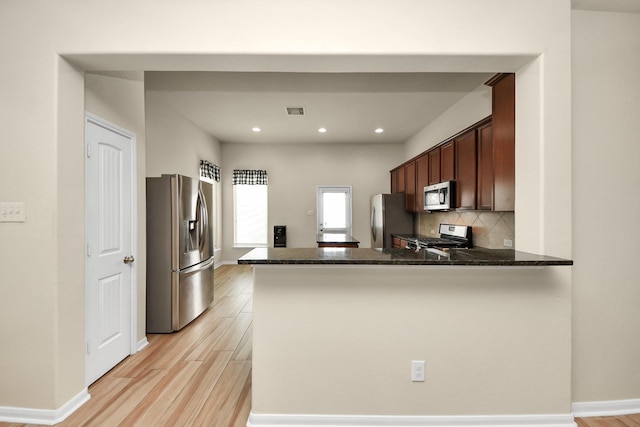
411,360,425,382
504,239,513,248
0,202,26,222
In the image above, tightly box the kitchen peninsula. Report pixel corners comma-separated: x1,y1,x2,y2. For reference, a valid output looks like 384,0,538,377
316,233,360,248
239,246,571,266
240,248,574,425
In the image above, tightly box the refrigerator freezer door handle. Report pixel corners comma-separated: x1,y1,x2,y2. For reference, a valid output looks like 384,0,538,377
196,188,209,254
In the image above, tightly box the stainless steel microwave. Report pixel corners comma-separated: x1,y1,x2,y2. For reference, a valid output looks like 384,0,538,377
424,180,455,211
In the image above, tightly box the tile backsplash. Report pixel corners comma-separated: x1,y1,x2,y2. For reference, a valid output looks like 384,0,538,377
418,211,515,249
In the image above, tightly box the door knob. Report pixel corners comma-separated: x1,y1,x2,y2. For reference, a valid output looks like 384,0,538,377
123,255,135,264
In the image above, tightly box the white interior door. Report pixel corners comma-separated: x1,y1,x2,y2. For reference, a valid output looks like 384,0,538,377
85,114,135,386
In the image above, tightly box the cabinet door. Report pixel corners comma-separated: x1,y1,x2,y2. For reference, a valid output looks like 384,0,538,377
404,161,417,212
428,148,441,185
415,154,429,212
391,169,398,193
477,122,494,210
455,130,477,210
491,73,515,211
440,141,455,182
397,166,405,193
393,237,401,248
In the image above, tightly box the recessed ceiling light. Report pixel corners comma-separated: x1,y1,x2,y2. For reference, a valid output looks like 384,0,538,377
252,127,261,132
318,128,327,133
375,128,384,134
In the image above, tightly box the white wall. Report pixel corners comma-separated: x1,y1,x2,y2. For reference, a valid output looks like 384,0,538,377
0,0,573,415
571,10,640,404
253,265,572,416
85,72,147,343
404,84,492,158
145,91,222,178
221,142,402,261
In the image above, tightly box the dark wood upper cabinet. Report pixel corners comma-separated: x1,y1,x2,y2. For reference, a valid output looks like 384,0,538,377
404,160,417,211
415,153,429,212
390,73,515,213
440,141,455,182
397,165,405,193
391,168,399,193
486,73,515,211
455,130,477,210
477,122,494,210
428,148,441,185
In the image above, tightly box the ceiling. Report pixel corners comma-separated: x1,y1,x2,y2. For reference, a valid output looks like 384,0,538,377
145,71,493,145
86,3,639,147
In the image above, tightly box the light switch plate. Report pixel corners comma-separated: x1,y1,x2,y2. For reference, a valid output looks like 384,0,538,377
0,202,26,222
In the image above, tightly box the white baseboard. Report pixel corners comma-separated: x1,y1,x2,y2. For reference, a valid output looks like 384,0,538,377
572,398,640,417
246,412,577,427
0,388,90,425
137,336,149,352
212,259,243,271
216,260,241,268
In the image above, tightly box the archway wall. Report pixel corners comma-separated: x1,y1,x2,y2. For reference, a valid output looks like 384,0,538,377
0,0,571,411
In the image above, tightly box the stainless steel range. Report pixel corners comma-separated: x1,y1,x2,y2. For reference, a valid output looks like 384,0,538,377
407,224,472,250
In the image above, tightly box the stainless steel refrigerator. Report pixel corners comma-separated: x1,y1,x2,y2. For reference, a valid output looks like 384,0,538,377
370,193,414,249
146,174,214,333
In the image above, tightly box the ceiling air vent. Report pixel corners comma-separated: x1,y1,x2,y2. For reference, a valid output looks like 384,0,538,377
285,107,305,116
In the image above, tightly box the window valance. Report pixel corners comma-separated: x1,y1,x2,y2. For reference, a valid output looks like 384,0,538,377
232,169,268,185
200,160,220,182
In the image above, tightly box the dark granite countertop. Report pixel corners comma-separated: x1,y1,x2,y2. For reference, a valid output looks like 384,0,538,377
237,247,573,266
393,233,462,245
393,233,432,240
316,233,360,244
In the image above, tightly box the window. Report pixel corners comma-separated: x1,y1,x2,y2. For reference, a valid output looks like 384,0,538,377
317,186,352,234
200,160,222,250
212,180,222,250
233,169,268,247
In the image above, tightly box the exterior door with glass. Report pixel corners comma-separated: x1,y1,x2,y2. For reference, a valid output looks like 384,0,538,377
317,186,352,235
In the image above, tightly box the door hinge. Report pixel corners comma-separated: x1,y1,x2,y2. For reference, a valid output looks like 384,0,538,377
87,340,92,355
87,243,91,257
86,143,91,158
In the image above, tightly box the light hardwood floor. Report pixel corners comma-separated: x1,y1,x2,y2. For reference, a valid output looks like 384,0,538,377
1,264,254,427
575,415,640,427
1,264,639,426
